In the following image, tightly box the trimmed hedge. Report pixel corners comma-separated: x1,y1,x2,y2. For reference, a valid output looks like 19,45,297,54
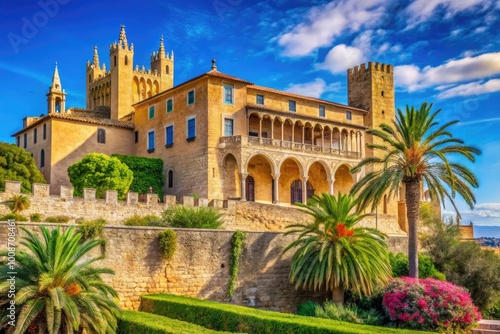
140,294,432,334
112,154,164,197
117,310,234,334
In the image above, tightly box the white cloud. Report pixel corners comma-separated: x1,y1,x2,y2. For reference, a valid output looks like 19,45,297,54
395,52,500,91
316,44,366,74
437,79,500,99
405,0,493,29
457,117,500,126
285,78,341,98
277,0,388,57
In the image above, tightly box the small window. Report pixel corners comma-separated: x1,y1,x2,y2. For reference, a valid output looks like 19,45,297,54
34,128,37,144
16,136,20,147
256,94,264,105
381,91,384,97
168,170,173,188
134,131,139,143
346,111,352,120
224,118,234,136
97,128,106,144
319,105,325,117
223,84,234,104
166,98,173,113
289,100,296,112
88,74,91,83
187,90,195,105
165,125,174,147
125,55,128,65
148,130,155,152
114,55,117,67
43,124,47,140
187,117,196,141
40,149,45,168
148,105,155,119
23,133,27,148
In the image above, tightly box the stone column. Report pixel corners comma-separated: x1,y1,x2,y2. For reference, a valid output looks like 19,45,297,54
361,133,365,158
240,172,248,201
339,130,343,153
301,176,308,204
321,128,325,147
327,178,335,195
272,173,280,204
301,126,305,144
259,116,263,144
270,117,274,140
281,122,284,141
291,123,295,143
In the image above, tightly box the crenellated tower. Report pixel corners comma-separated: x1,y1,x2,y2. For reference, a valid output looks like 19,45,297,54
150,36,174,91
47,63,66,114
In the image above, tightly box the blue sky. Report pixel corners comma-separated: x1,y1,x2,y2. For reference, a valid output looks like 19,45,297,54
1,0,499,232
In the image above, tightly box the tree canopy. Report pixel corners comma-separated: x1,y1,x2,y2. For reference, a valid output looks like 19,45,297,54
68,153,133,199
112,154,164,196
0,142,46,192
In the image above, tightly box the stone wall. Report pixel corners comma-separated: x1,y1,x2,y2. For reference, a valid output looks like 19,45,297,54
0,223,408,312
0,181,407,234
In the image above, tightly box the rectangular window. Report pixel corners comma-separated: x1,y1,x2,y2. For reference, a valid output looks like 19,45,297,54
224,118,234,136
346,110,352,120
319,105,325,117
134,131,139,143
187,117,196,141
289,100,296,112
23,133,27,148
43,124,47,140
147,130,155,152
187,90,195,105
256,94,264,105
16,136,20,147
166,98,173,113
34,128,37,144
165,125,174,147
97,128,106,144
148,105,155,119
223,84,234,104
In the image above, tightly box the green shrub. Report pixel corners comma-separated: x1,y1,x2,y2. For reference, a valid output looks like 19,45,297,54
315,301,384,326
0,142,46,192
389,252,445,280
297,301,317,316
112,154,164,197
30,213,42,222
140,294,432,334
45,215,70,223
161,206,223,229
117,310,233,334
77,218,106,240
484,299,500,320
0,213,28,222
159,229,177,261
228,230,246,297
124,214,162,226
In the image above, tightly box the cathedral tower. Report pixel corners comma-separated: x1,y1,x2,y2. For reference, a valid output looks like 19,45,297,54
110,25,134,120
47,63,66,114
150,36,174,91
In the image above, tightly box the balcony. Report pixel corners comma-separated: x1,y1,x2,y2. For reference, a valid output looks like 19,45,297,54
218,135,362,159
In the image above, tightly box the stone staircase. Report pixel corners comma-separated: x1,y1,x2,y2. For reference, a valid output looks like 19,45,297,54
474,320,500,334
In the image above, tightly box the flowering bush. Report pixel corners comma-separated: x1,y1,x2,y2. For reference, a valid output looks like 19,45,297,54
383,277,481,333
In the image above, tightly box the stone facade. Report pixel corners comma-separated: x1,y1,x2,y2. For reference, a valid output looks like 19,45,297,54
0,222,409,311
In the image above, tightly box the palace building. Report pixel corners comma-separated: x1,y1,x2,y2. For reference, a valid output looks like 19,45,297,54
12,26,404,232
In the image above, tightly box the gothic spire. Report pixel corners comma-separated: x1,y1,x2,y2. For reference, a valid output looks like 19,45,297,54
158,35,165,56
93,45,99,66
118,24,128,47
51,62,62,91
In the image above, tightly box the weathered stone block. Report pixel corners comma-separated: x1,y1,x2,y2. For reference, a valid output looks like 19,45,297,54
5,181,21,193
196,198,209,207
146,194,158,206
209,199,224,208
84,188,96,201
181,196,194,207
127,192,138,205
106,190,118,204
32,183,50,197
164,195,176,207
60,186,74,200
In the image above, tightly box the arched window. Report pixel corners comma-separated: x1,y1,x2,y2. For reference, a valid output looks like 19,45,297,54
168,170,173,188
125,55,128,65
166,65,169,74
97,128,106,144
40,149,45,168
291,180,314,205
383,194,388,214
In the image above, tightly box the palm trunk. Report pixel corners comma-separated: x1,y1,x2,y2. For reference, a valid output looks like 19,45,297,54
405,179,421,278
332,286,344,304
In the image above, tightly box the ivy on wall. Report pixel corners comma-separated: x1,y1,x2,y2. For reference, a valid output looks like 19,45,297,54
112,154,164,197
228,230,246,298
159,229,177,261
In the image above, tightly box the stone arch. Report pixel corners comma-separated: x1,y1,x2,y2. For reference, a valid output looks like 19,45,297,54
153,80,159,95
307,160,330,196
146,78,153,98
140,77,146,99
132,76,140,103
333,164,353,195
222,153,241,200
248,113,261,136
246,153,275,203
341,128,349,151
278,157,305,205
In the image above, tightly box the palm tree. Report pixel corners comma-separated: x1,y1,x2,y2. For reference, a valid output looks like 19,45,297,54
0,226,120,334
7,194,30,215
284,192,392,303
351,102,481,278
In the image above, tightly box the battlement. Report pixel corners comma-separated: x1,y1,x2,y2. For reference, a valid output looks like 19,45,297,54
109,41,134,52
133,65,161,77
151,50,174,62
347,61,393,76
